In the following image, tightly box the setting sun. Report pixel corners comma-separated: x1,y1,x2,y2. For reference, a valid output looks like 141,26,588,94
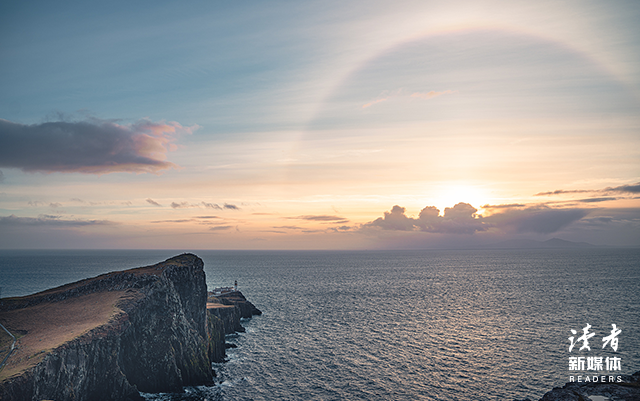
432,184,490,215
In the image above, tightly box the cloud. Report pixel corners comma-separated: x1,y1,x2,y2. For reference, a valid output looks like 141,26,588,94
535,189,591,196
170,201,239,210
483,206,589,234
210,225,233,231
146,198,162,206
0,170,4,183
604,182,640,194
290,215,349,223
202,202,222,209
364,203,589,236
0,117,196,174
365,205,416,231
364,203,487,234
482,203,526,209
362,89,455,109
535,182,640,196
362,97,389,109
576,197,619,203
410,90,456,99
0,214,114,227
151,219,194,223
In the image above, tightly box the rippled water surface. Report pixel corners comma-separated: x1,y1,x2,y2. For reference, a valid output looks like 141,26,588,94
1,249,639,400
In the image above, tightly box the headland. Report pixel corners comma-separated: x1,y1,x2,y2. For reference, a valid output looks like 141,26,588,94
0,253,260,401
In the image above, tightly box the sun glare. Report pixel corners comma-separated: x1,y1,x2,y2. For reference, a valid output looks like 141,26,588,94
433,184,488,215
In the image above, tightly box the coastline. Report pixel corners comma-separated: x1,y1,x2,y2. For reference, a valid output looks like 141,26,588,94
0,254,261,400
2,254,631,400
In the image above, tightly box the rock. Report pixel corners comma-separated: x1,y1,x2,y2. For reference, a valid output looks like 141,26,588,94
214,291,262,318
538,371,640,401
0,254,214,400
205,290,261,363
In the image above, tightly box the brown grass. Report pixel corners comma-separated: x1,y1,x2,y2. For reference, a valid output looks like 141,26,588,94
0,291,129,381
206,303,235,310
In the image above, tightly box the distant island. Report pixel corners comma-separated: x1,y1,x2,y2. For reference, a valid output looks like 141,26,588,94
0,254,260,401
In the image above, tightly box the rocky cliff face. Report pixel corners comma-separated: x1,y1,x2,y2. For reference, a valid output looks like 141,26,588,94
0,254,214,401
205,291,262,363
215,291,262,319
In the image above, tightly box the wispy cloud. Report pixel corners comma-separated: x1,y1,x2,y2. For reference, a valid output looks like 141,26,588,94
201,202,240,210
576,197,619,203
0,117,196,174
0,214,114,227
289,215,349,223
605,183,640,194
362,97,390,109
410,90,456,99
170,201,240,210
535,189,591,196
210,225,233,231
202,202,222,209
482,203,526,209
535,182,640,196
146,198,162,206
362,89,456,109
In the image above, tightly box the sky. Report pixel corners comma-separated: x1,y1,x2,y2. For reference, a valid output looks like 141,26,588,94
0,0,639,249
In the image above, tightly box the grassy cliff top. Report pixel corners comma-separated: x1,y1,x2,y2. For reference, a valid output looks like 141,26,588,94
0,290,136,381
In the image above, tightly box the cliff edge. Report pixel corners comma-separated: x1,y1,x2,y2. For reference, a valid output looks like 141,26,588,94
206,290,262,363
0,253,214,401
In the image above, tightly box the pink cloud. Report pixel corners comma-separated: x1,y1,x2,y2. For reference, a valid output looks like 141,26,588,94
410,90,456,99
0,118,197,174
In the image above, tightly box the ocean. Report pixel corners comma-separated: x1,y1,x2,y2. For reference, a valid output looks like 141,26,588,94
1,249,639,400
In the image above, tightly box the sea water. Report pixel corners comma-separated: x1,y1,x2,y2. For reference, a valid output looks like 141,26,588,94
1,249,639,400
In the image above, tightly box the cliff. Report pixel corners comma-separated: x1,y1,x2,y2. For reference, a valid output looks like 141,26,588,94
205,291,262,363
0,254,214,401
215,291,262,319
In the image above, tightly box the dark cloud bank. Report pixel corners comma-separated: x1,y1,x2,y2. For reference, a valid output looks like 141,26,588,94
0,214,113,227
363,203,589,235
0,118,193,174
536,182,640,196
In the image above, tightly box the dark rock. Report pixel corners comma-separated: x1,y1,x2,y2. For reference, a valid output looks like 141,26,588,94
205,290,261,362
0,254,214,400
538,371,640,401
214,291,262,318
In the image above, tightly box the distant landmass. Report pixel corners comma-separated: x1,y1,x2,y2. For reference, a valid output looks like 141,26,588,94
484,238,600,249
